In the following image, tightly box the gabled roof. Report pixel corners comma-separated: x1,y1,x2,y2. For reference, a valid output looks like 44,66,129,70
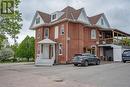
61,6,76,13
36,6,83,23
89,13,104,24
37,11,51,23
30,6,110,29
54,6,83,22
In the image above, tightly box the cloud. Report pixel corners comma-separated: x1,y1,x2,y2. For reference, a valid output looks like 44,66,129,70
9,0,130,44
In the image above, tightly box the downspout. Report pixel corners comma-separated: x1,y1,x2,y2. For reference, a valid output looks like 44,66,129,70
65,7,69,63
66,21,69,63
78,24,79,52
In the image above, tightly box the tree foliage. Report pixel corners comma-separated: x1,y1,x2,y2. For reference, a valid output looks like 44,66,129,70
122,38,130,46
0,34,6,50
0,48,14,61
0,0,22,45
16,36,35,61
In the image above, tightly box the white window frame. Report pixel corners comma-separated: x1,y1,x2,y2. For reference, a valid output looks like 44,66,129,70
36,17,40,24
55,26,59,39
60,24,64,35
101,18,104,25
91,29,96,39
52,14,56,20
44,28,49,38
59,43,63,55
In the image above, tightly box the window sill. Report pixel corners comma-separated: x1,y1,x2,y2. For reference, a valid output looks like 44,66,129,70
59,54,63,56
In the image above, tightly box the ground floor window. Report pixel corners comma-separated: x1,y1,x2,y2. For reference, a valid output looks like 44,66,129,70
59,43,63,55
85,47,96,55
91,47,96,55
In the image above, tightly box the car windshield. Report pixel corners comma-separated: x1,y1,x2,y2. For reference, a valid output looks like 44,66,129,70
123,51,130,56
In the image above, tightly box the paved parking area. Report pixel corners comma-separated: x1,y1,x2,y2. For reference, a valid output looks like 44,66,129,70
0,62,130,87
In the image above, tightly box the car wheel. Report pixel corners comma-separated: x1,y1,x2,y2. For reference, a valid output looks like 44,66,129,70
96,60,100,65
82,61,88,66
74,64,78,66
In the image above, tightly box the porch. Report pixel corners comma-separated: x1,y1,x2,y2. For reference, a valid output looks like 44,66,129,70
98,29,130,62
35,39,56,66
99,29,130,46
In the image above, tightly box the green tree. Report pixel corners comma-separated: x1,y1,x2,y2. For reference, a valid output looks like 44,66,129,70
0,34,6,50
0,48,14,62
11,44,18,59
16,36,35,62
0,0,22,45
122,38,130,46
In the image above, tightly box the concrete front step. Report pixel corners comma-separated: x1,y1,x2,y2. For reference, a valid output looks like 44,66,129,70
35,58,55,66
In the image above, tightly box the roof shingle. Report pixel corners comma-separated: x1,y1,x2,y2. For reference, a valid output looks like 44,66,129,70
89,13,104,24
37,11,51,23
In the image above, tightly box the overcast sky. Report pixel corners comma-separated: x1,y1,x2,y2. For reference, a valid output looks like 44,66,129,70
9,0,130,44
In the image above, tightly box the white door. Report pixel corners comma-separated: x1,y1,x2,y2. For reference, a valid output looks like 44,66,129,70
43,44,49,58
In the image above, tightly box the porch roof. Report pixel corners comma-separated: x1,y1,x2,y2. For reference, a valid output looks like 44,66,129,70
38,39,56,44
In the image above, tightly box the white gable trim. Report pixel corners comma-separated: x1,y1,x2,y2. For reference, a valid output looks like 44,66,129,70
77,9,91,24
96,14,110,28
30,12,45,29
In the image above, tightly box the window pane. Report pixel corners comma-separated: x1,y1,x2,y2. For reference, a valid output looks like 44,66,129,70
101,19,104,25
60,25,64,35
55,26,59,39
36,17,40,24
44,28,49,38
91,29,96,39
59,43,63,55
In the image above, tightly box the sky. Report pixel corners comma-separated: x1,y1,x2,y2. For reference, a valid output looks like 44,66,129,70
9,0,130,44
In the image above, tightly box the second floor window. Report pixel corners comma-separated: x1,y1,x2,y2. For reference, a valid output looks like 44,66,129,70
55,26,59,39
44,28,49,38
60,24,64,35
91,29,96,39
36,17,40,24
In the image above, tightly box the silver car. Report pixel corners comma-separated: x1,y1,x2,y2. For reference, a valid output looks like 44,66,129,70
72,53,100,66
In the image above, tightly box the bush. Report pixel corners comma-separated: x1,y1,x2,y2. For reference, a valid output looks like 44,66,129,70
0,48,14,62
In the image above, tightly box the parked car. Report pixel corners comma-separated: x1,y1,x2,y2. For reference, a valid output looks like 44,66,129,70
72,53,100,66
122,50,130,63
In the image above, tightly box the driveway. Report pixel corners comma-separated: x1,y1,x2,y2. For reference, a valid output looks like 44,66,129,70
0,62,130,87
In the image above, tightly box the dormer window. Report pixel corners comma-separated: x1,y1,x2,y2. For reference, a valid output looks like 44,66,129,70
36,17,40,24
52,14,56,20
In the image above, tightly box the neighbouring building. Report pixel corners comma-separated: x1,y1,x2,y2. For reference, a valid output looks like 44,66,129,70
30,6,130,65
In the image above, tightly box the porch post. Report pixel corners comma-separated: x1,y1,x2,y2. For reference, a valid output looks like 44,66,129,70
53,44,55,59
112,30,115,44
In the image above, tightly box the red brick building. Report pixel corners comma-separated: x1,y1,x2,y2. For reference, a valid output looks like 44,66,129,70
30,6,130,65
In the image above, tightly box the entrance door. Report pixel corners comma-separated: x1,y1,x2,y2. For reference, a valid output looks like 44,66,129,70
43,44,49,58
104,47,113,61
